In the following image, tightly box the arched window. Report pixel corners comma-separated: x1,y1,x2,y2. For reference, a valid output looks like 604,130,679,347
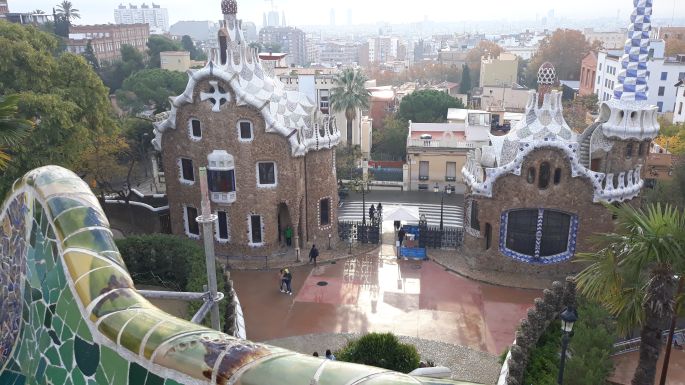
527,167,536,184
502,209,577,263
485,223,492,250
538,162,550,189
626,142,633,158
638,142,645,156
553,168,562,185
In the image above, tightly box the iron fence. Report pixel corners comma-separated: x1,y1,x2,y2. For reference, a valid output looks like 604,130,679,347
420,225,463,249
338,216,382,245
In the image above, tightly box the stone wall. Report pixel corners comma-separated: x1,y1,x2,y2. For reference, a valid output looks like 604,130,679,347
591,138,650,174
500,277,577,385
464,147,617,277
162,78,338,257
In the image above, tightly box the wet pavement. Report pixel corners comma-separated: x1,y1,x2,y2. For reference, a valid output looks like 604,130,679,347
231,221,540,355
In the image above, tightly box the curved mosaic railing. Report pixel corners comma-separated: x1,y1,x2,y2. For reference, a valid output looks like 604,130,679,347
0,166,473,385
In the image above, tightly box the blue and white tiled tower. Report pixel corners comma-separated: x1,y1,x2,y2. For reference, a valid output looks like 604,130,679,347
600,0,660,140
614,0,652,102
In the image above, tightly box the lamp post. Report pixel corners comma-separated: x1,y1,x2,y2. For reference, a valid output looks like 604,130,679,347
361,179,366,226
327,233,332,250
558,306,578,385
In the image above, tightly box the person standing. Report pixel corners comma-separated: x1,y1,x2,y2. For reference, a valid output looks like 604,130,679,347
283,268,293,295
398,227,406,247
308,244,319,265
369,204,376,221
377,202,382,215
284,226,293,247
278,269,287,293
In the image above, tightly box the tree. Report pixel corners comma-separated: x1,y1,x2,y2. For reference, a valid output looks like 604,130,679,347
644,157,685,209
181,35,206,61
459,64,472,94
0,22,116,196
115,68,187,113
0,95,32,169
524,29,591,88
576,203,685,385
100,44,146,91
398,89,464,123
146,35,182,68
82,40,99,69
335,145,361,180
330,68,370,146
372,116,408,160
54,1,80,23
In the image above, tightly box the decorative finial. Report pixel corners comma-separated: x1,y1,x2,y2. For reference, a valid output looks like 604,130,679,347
537,62,557,107
221,0,237,15
614,0,653,102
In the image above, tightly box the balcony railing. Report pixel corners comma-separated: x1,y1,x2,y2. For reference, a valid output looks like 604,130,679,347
407,138,476,149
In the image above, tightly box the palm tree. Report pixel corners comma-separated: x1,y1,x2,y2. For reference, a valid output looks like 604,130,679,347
55,1,80,23
0,95,32,170
576,203,685,385
330,68,370,146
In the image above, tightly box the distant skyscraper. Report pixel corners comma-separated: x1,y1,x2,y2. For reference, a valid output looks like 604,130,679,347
114,3,169,33
347,9,352,26
281,11,286,26
0,1,9,15
265,10,279,27
330,8,335,26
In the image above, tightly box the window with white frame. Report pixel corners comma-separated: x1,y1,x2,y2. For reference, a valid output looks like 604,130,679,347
179,158,195,184
189,118,202,140
257,162,277,187
419,161,429,180
207,150,236,203
320,198,331,226
445,162,456,181
215,211,230,242
249,214,263,245
184,206,200,238
238,120,253,141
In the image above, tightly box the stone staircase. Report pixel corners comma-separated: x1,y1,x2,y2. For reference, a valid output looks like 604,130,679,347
578,121,602,169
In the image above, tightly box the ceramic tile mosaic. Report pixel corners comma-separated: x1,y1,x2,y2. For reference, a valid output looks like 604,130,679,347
0,166,474,385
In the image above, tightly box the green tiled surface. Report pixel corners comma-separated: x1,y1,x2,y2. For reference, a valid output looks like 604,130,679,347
0,166,475,385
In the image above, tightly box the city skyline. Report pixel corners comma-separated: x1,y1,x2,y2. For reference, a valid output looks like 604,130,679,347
10,0,684,28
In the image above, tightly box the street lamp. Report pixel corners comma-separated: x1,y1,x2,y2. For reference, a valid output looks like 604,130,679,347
361,180,366,226
558,307,578,385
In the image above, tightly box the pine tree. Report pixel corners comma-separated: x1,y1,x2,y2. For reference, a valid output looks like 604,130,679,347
459,64,472,94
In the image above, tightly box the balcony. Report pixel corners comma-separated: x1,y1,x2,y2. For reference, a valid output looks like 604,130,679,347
407,138,476,149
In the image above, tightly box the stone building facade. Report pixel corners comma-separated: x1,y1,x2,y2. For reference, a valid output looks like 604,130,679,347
154,0,340,257
66,23,149,65
461,0,660,277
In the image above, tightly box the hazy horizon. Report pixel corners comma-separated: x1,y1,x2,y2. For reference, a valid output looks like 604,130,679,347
10,0,684,29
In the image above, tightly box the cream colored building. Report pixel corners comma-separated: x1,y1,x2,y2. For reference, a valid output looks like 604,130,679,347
160,51,191,72
405,110,491,191
480,52,519,87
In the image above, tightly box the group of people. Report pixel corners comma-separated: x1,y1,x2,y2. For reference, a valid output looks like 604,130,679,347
368,203,383,222
278,268,293,295
312,350,336,360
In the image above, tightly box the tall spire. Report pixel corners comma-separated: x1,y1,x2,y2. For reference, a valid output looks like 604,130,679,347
613,0,653,102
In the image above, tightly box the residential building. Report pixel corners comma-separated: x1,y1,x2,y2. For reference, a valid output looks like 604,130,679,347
275,67,368,155
472,84,530,112
66,24,150,66
480,53,519,87
462,3,659,278
1,12,51,25
437,49,467,67
155,0,340,257
655,26,685,41
160,51,191,72
318,41,360,66
583,28,627,49
367,86,397,130
406,110,491,191
674,78,685,124
241,21,257,42
259,26,307,66
114,3,169,33
579,52,598,96
0,1,9,14
595,41,685,113
643,143,676,186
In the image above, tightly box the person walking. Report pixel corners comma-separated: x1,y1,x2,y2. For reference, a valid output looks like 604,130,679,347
283,268,293,295
325,349,336,360
369,204,376,221
377,202,382,215
398,227,406,247
284,226,293,247
278,268,287,293
308,244,319,265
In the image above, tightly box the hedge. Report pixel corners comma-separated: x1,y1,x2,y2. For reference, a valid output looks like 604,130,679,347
115,234,227,331
337,333,420,373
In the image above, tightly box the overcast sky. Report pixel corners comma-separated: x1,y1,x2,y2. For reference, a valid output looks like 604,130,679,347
11,0,684,27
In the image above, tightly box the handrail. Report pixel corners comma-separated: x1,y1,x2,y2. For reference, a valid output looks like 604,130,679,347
612,328,685,356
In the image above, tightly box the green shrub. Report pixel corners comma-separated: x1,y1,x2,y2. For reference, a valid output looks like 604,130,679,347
115,234,227,330
498,346,510,365
336,333,420,373
522,297,616,385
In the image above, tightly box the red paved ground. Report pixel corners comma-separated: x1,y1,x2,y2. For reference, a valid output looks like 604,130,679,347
231,253,540,355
